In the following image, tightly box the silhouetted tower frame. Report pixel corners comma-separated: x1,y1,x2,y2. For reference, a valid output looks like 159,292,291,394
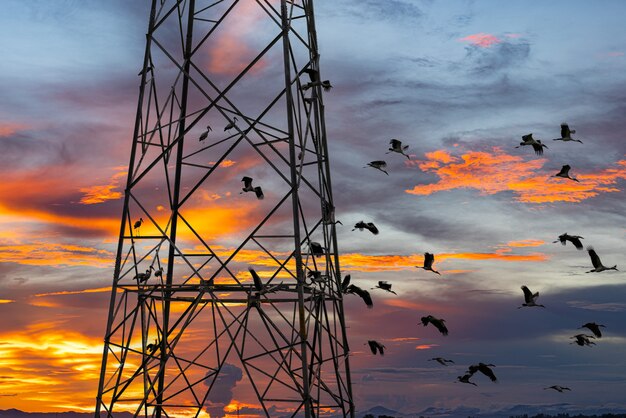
95,1,354,417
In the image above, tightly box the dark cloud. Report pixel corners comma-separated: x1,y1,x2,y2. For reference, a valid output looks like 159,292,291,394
203,363,243,418
321,0,423,22
463,40,532,75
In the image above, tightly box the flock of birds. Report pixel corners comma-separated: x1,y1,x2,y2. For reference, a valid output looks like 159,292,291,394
127,113,621,396
347,123,620,390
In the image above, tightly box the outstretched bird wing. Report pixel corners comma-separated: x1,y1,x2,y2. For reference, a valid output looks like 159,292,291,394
569,235,584,250
561,123,570,138
249,267,263,292
478,364,498,382
532,142,545,155
347,285,373,308
254,186,264,200
366,223,379,235
432,318,448,336
341,274,351,292
242,176,253,189
367,340,377,355
424,252,435,269
587,246,601,269
521,285,534,303
556,165,570,176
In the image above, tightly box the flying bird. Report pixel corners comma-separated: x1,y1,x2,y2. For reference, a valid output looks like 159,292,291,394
554,165,579,182
386,139,410,159
364,160,389,175
309,241,326,258
240,176,264,199
570,334,596,347
429,357,455,366
518,285,545,309
553,123,582,143
580,322,606,338
198,125,212,142
352,221,379,235
415,252,441,275
421,315,448,336
553,233,584,250
457,373,477,386
468,363,497,382
366,340,385,356
372,281,397,295
345,284,373,308
516,133,548,155
586,246,618,273
224,116,238,131
544,385,572,393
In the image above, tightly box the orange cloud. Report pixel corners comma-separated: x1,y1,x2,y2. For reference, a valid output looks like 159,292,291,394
415,344,438,350
0,299,15,304
0,322,104,411
0,122,27,137
505,239,545,248
205,2,268,76
389,337,421,342
79,169,126,204
407,147,626,203
459,33,502,48
0,241,113,268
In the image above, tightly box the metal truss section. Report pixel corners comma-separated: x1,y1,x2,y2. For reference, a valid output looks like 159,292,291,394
95,1,354,417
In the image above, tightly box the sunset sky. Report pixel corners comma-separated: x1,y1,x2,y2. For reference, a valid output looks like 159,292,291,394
1,0,626,416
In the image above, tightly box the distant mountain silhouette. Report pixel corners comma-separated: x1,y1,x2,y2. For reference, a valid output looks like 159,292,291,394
0,410,134,418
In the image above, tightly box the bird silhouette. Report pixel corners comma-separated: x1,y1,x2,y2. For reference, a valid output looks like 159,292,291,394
553,123,582,143
133,218,143,231
570,333,595,347
345,284,373,308
516,133,548,155
224,117,238,131
586,246,618,273
429,357,454,366
302,79,332,91
580,322,606,338
137,64,153,77
386,139,410,159
146,339,159,354
421,315,448,336
364,160,389,175
544,385,572,393
372,281,397,295
154,267,164,278
366,340,385,355
468,363,497,382
309,241,326,258
554,165,579,182
198,125,212,142
457,373,477,386
553,233,584,250
340,274,351,293
352,221,379,235
416,252,441,275
240,177,264,200
519,285,545,309
134,267,153,283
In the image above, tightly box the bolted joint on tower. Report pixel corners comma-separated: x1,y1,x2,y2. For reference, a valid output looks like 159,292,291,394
95,1,354,417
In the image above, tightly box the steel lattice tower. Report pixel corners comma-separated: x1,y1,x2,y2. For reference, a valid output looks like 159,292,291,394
95,1,354,417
